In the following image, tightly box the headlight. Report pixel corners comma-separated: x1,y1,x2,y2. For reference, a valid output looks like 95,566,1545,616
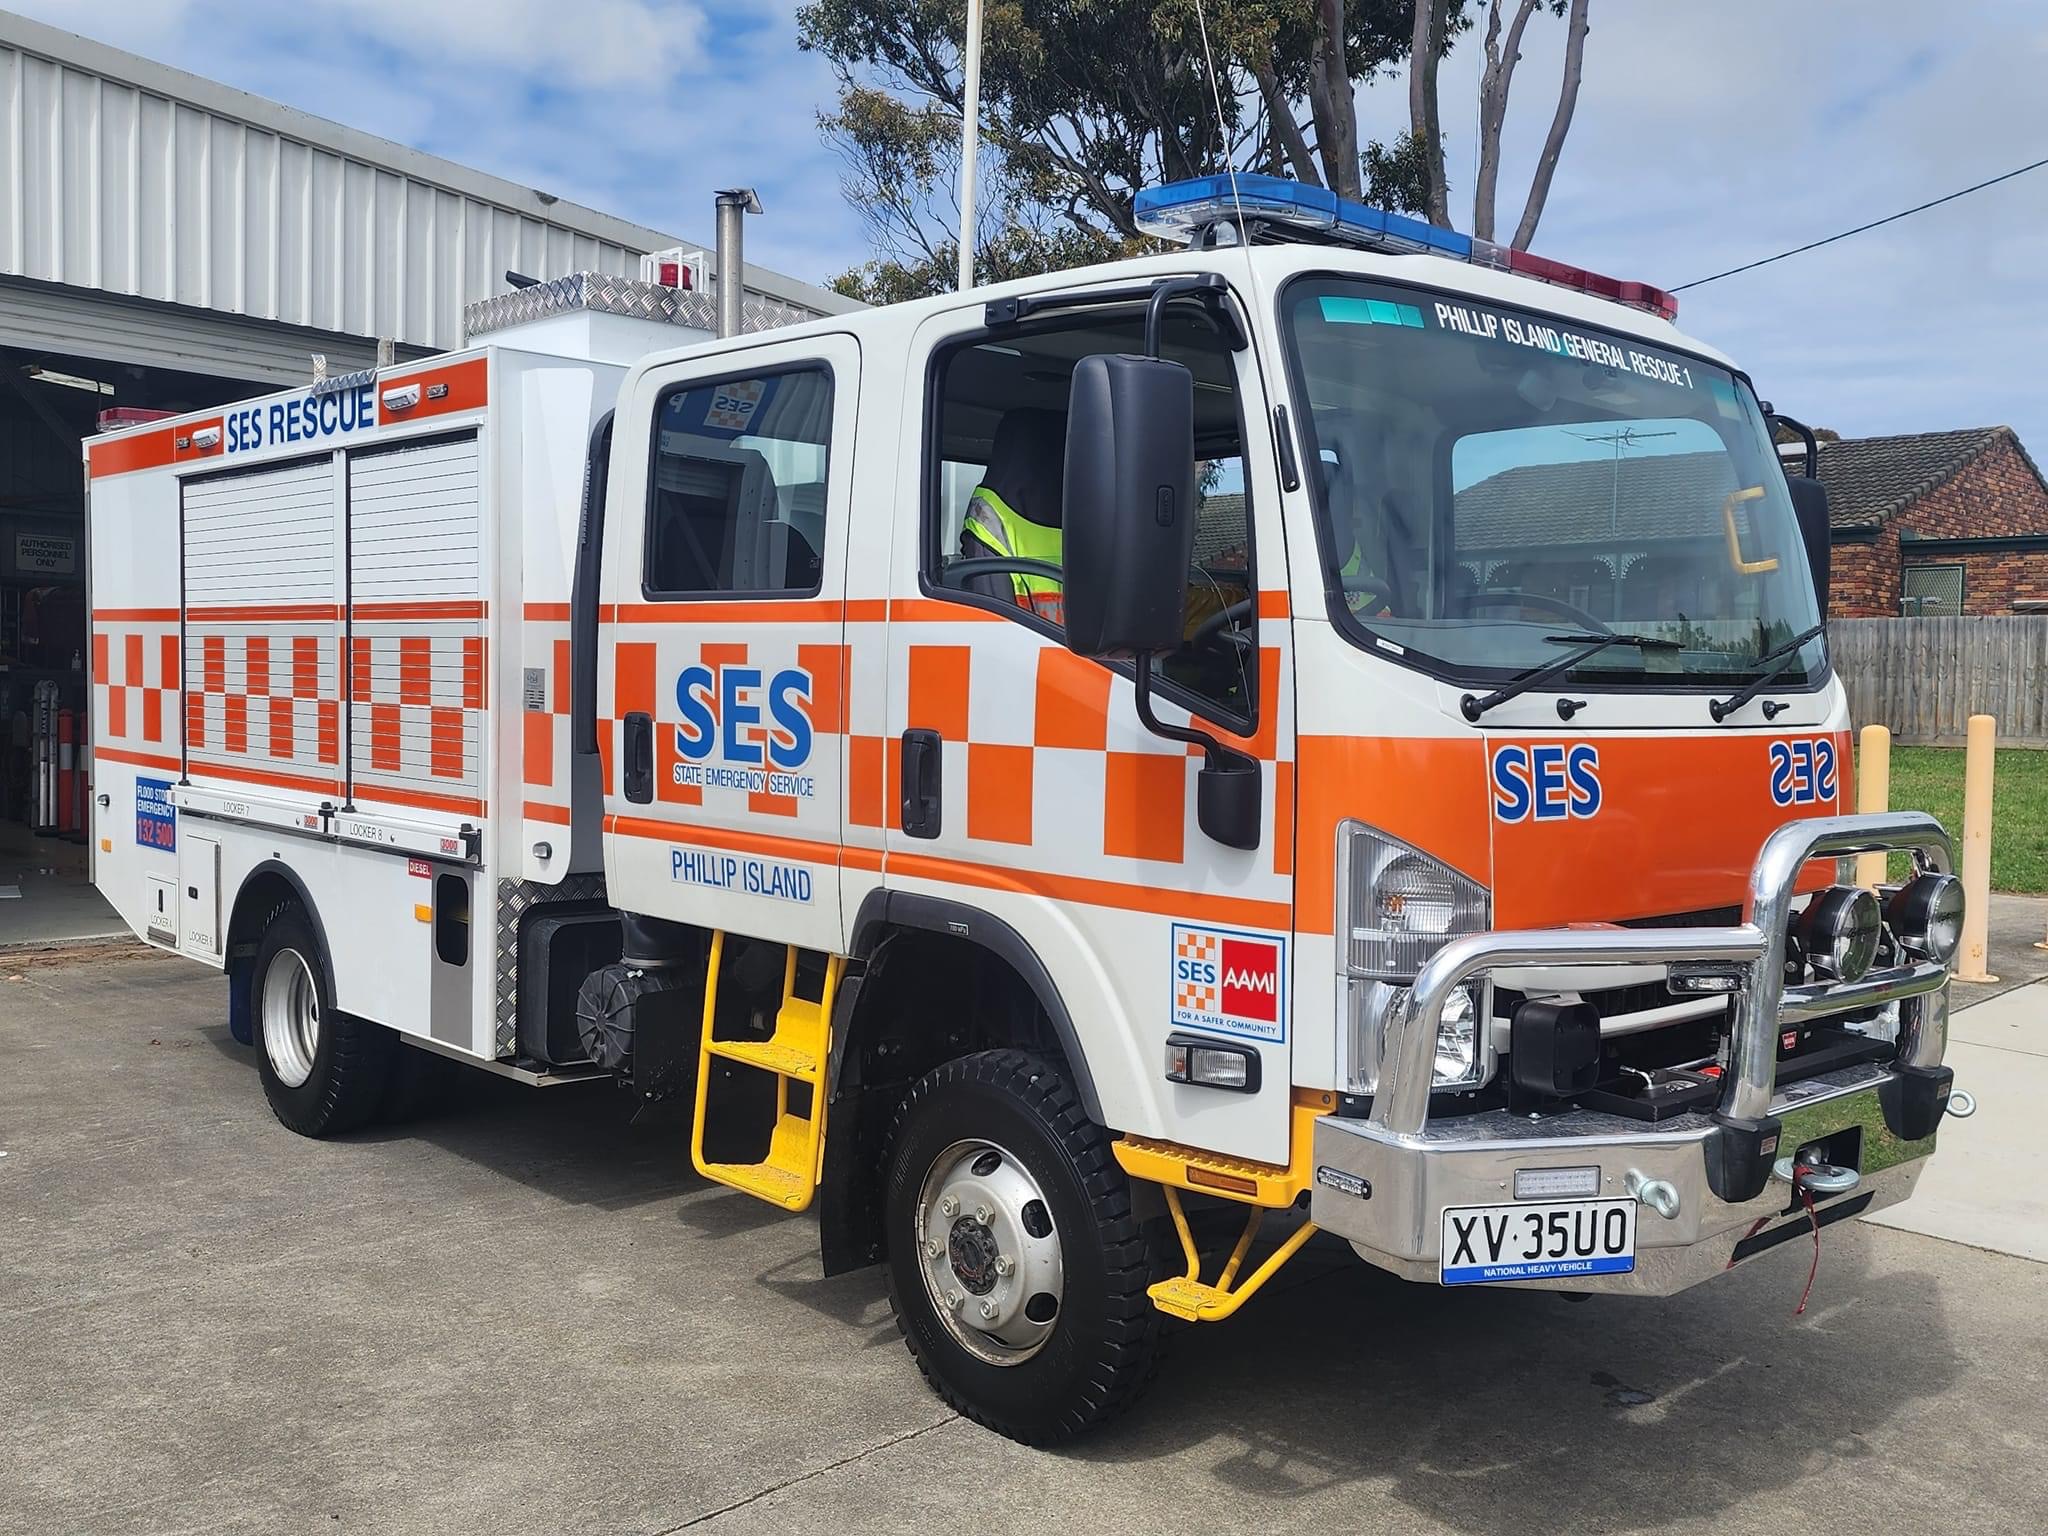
1340,979,1490,1092
1336,823,1490,1093
1798,884,1882,983
1433,981,1482,1085
1885,873,1964,966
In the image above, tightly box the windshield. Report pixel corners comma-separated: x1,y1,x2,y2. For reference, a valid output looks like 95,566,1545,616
1282,276,1825,689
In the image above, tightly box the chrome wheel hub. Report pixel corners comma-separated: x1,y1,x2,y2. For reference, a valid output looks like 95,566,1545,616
261,948,321,1089
915,1139,1064,1365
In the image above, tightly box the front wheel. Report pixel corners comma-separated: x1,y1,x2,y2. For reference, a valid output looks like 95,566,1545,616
253,903,392,1137
882,1049,1162,1443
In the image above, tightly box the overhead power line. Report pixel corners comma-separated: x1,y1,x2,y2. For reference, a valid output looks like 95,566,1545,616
1671,154,2048,292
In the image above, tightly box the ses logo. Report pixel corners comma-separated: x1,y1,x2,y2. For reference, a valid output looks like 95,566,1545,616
1768,736,1839,807
1492,742,1602,823
1171,923,1287,1044
672,662,817,798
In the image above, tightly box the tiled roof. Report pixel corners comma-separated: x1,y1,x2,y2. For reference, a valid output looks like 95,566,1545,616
1811,427,2030,531
1195,490,1249,563
1455,451,1739,552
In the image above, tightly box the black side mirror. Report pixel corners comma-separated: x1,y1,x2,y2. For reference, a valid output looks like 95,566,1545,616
1061,353,1197,656
1786,475,1831,620
1061,349,1260,853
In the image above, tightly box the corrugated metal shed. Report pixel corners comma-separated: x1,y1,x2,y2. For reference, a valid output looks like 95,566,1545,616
0,11,848,381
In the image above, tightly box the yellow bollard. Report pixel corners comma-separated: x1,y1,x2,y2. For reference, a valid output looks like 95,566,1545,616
1855,724,1891,889
1956,713,1998,983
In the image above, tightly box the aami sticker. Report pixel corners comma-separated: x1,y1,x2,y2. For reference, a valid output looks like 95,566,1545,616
1171,922,1287,1044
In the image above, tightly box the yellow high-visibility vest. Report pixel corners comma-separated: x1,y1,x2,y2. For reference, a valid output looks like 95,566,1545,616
963,487,1064,623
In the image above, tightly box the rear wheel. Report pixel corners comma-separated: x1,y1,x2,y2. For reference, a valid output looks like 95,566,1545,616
882,1049,1162,1443
253,904,392,1137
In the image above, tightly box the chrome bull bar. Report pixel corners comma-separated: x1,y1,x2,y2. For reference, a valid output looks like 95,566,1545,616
1368,812,1956,1200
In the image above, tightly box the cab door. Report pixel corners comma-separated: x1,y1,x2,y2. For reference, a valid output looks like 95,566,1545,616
879,292,1298,1165
597,334,859,953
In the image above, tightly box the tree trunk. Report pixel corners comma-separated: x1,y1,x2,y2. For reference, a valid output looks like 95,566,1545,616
1512,0,1590,250
1254,64,1322,186
1312,0,1361,198
1473,0,1539,243
1408,0,1450,225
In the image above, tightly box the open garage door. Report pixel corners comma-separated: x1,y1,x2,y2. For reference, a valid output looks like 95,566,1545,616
0,277,407,391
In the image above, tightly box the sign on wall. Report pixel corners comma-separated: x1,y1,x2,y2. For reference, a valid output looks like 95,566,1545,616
14,533,76,576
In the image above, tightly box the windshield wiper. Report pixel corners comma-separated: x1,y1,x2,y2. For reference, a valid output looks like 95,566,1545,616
1459,631,1682,722
1708,621,1828,723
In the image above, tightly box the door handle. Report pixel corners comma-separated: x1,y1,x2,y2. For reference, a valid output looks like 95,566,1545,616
622,712,654,804
900,728,942,839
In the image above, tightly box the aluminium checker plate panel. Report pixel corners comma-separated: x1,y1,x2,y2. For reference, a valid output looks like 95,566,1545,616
463,271,819,343
494,874,610,1057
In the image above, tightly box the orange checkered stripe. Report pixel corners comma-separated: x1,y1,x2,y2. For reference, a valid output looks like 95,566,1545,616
183,627,344,794
92,609,183,776
521,618,573,824
856,641,1291,873
349,627,486,817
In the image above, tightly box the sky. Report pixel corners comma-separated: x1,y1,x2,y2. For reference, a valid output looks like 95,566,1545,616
11,0,2048,450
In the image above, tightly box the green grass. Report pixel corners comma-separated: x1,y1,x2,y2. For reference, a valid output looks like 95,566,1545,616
1861,745,2048,895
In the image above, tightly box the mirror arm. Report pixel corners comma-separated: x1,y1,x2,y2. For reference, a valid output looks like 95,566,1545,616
1765,406,1819,480
1131,654,1223,758
1132,656,1261,852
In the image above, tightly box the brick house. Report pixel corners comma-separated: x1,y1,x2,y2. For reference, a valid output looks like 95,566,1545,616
1815,427,2048,616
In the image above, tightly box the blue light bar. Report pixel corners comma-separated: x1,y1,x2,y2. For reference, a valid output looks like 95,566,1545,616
1132,173,1678,319
1133,173,1472,260
1134,174,1338,236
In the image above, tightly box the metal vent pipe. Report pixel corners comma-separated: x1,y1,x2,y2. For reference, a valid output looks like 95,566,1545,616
714,188,763,338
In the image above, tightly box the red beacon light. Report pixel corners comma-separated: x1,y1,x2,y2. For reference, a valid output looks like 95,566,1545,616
1476,241,1679,322
1134,175,1679,322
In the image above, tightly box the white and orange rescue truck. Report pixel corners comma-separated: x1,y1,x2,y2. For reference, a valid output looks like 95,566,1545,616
88,176,1973,1442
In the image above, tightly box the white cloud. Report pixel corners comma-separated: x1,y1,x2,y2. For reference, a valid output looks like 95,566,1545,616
20,0,704,88
335,0,705,89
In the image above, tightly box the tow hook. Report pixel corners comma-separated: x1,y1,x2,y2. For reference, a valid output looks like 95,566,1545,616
1772,1146,1860,1196
1625,1170,1681,1219
1946,1089,1977,1119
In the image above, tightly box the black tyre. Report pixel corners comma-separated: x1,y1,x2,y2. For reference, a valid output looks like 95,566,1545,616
882,1049,1162,1443
379,1043,460,1125
252,903,393,1137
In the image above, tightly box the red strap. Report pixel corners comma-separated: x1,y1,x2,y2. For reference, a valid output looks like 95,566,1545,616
1723,1173,1825,1317
1791,1179,1822,1316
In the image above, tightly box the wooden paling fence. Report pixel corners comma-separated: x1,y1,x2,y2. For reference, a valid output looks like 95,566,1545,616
1827,616,2048,747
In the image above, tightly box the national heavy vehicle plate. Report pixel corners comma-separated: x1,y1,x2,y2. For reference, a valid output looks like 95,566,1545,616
1439,1197,1637,1285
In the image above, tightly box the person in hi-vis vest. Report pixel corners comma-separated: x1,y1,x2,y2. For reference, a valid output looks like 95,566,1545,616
961,409,1067,624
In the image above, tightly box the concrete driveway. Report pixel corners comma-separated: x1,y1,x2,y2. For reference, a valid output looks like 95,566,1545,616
5,945,2045,1535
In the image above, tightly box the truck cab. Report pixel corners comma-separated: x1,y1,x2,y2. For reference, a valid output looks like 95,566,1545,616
89,176,1970,1445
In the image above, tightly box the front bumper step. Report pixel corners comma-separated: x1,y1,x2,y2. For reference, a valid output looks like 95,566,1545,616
1309,1061,1941,1295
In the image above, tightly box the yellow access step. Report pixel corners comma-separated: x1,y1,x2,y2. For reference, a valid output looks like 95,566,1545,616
1148,1193,1320,1321
690,934,842,1212
1116,1091,1334,1321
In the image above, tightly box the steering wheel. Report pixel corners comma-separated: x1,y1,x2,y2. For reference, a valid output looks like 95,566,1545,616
1462,588,1610,632
1192,595,1255,646
942,556,1065,590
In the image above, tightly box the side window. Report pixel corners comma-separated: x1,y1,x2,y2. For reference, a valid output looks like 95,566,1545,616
644,365,833,598
926,305,1256,725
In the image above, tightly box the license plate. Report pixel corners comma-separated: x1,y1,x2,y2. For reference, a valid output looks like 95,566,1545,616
1440,1197,1637,1285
